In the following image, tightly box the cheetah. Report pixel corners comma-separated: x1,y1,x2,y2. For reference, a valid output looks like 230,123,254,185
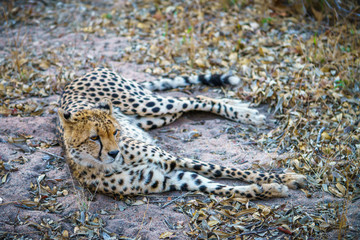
58,67,306,199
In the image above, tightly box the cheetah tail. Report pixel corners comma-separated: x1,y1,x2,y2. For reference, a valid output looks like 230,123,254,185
140,72,240,91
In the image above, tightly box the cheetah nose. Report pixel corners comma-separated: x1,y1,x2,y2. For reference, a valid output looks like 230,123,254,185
108,150,120,159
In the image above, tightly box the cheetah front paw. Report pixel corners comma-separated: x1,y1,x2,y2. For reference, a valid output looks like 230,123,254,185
260,183,289,198
249,183,289,199
280,173,307,189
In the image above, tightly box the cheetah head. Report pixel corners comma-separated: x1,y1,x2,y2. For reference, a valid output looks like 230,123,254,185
58,100,122,167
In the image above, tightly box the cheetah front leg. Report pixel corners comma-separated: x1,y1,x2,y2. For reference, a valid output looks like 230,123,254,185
117,137,304,199
166,170,289,199
176,158,307,190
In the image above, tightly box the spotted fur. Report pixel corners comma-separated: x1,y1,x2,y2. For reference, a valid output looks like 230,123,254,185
58,68,306,199
139,72,241,91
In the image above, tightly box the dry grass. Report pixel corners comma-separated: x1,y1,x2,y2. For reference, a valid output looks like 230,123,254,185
0,0,359,238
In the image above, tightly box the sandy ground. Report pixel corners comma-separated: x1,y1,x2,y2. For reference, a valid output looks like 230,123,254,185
0,1,359,239
0,89,359,239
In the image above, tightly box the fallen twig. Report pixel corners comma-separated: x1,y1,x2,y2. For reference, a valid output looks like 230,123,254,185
39,150,64,160
161,192,192,209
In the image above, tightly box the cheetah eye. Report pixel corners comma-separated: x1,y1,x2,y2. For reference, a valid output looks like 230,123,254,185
113,129,119,136
90,135,99,141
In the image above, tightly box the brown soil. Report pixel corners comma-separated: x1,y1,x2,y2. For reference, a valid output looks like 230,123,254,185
0,1,359,239
1,93,359,239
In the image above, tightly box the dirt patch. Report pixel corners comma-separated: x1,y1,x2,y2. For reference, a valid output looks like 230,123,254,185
0,0,359,239
0,95,358,239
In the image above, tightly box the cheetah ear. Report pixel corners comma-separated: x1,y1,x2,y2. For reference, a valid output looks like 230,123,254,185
58,109,74,124
93,99,113,115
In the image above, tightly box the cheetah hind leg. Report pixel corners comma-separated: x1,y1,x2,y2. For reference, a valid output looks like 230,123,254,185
196,96,266,125
131,112,184,131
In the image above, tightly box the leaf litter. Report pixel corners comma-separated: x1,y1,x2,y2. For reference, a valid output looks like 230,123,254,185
0,0,359,239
